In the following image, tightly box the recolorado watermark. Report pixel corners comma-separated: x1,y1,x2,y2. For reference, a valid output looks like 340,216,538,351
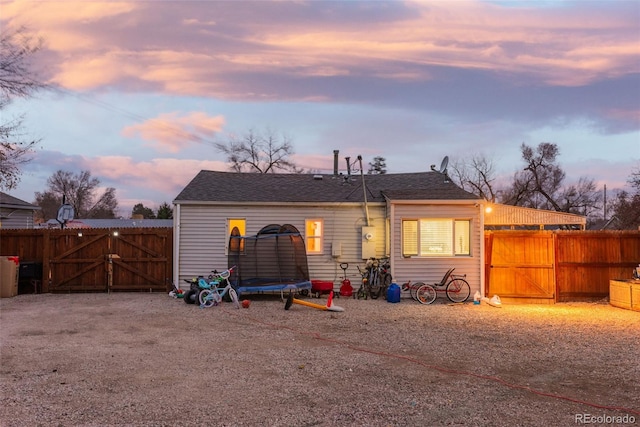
575,413,636,424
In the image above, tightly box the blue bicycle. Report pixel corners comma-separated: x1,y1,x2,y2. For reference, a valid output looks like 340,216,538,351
198,266,240,309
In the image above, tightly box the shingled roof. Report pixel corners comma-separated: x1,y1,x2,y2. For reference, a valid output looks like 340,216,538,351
174,170,480,204
0,192,40,210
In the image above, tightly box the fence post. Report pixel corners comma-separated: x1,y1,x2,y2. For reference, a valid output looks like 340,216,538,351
553,232,559,303
42,228,51,293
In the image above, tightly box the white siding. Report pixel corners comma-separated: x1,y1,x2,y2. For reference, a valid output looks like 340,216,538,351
176,201,483,298
176,203,387,289
0,209,36,229
390,203,482,298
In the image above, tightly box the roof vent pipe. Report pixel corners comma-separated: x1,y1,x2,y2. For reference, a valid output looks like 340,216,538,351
345,157,351,176
333,150,339,176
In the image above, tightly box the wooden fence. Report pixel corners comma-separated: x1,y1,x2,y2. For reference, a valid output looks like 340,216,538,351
0,228,173,293
2,228,638,300
485,230,640,303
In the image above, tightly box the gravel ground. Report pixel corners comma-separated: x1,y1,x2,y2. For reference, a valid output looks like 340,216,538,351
1,292,639,427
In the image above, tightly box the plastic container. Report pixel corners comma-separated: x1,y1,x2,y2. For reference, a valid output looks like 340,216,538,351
387,283,401,303
473,290,482,305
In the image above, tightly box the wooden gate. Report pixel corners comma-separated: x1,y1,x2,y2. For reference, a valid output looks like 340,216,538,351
485,231,555,303
49,230,111,292
43,228,172,293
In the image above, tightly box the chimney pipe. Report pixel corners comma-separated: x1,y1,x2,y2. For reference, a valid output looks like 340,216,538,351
333,150,339,176
345,157,351,176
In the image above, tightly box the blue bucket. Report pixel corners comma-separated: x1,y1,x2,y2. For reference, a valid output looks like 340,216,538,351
387,283,401,303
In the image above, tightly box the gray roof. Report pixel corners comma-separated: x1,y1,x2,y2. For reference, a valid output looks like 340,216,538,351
0,192,40,210
174,170,480,204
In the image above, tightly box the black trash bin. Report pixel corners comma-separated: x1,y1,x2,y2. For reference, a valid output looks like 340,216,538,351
18,262,43,294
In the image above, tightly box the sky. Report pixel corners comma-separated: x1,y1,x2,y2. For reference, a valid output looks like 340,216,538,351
2,0,639,217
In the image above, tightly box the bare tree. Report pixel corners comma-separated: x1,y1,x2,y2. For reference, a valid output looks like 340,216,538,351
629,164,640,190
34,170,119,219
501,142,601,216
608,164,640,230
450,154,498,201
0,27,44,190
215,128,300,173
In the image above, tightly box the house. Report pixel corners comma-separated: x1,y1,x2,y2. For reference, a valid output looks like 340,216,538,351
172,167,486,298
0,192,41,229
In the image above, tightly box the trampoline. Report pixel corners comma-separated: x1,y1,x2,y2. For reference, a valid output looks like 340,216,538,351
228,224,312,298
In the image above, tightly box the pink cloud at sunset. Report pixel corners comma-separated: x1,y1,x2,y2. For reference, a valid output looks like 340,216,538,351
121,112,225,153
84,155,226,196
5,0,637,95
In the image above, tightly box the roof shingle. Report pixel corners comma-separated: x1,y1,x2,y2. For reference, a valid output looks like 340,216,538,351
174,171,480,203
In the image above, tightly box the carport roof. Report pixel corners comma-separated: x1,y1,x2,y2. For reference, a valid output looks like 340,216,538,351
484,203,587,229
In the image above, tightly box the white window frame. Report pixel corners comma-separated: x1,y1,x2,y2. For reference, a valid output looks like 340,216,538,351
225,218,246,255
402,218,471,257
305,218,324,255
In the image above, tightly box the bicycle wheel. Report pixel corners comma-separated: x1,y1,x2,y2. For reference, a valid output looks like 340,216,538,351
199,289,221,307
356,285,367,300
446,278,470,303
416,284,436,305
409,282,424,301
183,288,198,304
229,288,240,309
369,272,380,299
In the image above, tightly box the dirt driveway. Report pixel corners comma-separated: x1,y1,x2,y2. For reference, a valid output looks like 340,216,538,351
1,293,639,426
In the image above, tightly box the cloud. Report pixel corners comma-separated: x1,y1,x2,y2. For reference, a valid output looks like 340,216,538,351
121,112,225,153
3,0,632,134
5,1,636,92
86,155,224,195
20,150,227,209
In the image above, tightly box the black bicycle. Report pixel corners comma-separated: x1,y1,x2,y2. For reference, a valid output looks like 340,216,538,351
357,257,392,299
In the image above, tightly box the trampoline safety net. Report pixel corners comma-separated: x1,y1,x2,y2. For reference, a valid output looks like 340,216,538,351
228,224,311,295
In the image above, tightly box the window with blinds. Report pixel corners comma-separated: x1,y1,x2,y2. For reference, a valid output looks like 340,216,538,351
402,220,418,257
402,218,471,257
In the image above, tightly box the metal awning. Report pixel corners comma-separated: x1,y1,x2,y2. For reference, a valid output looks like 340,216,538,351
484,203,586,230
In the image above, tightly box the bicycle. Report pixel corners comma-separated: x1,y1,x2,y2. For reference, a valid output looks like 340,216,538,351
198,266,240,309
375,258,392,300
356,257,393,300
401,268,470,304
355,265,369,299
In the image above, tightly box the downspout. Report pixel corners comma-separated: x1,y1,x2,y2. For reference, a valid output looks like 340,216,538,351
479,201,485,298
173,203,181,289
358,155,370,226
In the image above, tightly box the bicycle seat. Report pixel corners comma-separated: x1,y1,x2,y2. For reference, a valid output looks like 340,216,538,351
436,268,455,286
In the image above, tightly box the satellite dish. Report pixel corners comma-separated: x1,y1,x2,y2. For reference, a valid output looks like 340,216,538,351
439,156,449,174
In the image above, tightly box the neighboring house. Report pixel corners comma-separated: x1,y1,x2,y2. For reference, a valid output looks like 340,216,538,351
0,192,41,229
172,169,485,297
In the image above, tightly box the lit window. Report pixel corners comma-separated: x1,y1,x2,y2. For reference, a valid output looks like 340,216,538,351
402,219,471,257
226,218,246,254
305,219,323,254
402,220,418,257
